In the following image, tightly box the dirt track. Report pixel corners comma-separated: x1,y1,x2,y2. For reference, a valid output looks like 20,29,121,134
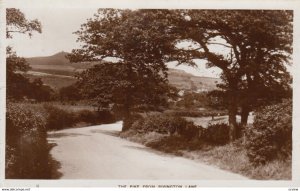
48,121,247,179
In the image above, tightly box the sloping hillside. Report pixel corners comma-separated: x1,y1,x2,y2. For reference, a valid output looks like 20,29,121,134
26,51,70,66
25,52,221,90
26,52,96,76
168,69,221,91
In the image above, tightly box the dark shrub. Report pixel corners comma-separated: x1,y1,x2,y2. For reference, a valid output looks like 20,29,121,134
6,103,51,179
76,109,98,125
246,99,292,165
44,105,117,130
131,114,199,139
146,135,204,153
44,104,76,130
96,110,116,124
201,123,230,145
123,113,144,131
111,104,125,121
59,84,81,101
165,109,227,118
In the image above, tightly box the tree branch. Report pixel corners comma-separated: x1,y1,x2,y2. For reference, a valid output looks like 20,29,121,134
207,42,232,48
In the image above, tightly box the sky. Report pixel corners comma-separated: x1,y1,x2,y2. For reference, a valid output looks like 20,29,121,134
7,8,96,57
6,1,224,78
4,0,297,79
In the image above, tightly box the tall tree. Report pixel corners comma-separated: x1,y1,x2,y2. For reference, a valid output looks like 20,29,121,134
6,8,41,38
6,8,42,100
68,9,178,130
164,10,293,141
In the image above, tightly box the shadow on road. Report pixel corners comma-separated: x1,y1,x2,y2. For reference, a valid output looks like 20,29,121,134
48,143,63,179
90,129,120,137
123,145,180,159
48,132,90,138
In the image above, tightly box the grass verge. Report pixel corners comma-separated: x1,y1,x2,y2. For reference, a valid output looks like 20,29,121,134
120,130,291,180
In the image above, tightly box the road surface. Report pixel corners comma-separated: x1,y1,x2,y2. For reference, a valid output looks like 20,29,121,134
47,121,247,179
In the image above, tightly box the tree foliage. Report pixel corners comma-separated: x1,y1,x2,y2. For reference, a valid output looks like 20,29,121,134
68,9,179,130
6,47,31,100
164,10,293,140
6,48,54,101
6,8,41,38
59,84,82,101
246,99,292,165
6,8,52,101
69,9,292,135
6,103,50,178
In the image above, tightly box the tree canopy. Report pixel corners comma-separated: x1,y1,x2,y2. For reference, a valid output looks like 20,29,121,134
69,9,293,135
6,8,53,101
68,9,179,130
163,10,293,140
6,8,42,38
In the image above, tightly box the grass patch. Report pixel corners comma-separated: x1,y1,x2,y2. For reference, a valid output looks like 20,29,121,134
181,139,291,180
25,73,76,90
121,120,291,180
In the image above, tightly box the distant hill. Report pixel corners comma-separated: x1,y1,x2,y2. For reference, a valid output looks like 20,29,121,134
26,51,70,66
26,52,96,76
167,69,221,91
25,52,221,91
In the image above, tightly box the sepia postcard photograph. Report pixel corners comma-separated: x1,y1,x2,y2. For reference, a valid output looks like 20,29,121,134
0,0,300,189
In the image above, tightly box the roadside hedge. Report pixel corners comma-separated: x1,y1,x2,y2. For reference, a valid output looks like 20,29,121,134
130,114,199,139
44,105,116,130
200,123,230,145
165,109,227,118
6,103,51,179
44,104,76,130
246,99,292,165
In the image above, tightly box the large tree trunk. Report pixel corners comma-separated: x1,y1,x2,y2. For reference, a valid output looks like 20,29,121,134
241,105,250,127
228,100,238,142
227,79,239,142
122,61,134,132
240,105,250,144
122,104,132,131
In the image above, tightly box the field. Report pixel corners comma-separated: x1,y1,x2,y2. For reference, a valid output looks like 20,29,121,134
30,64,76,76
30,63,93,76
168,68,221,91
51,103,96,112
184,115,254,127
25,73,76,90
25,52,221,91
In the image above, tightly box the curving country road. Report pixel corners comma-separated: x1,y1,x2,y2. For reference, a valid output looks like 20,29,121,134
47,121,247,180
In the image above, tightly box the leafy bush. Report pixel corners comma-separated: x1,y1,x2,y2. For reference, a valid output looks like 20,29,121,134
44,104,117,130
146,135,204,153
76,109,116,125
59,84,82,101
246,99,292,165
76,110,98,124
200,123,230,145
6,103,51,179
165,109,227,118
130,114,199,139
44,104,76,130
96,110,116,124
123,113,144,131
